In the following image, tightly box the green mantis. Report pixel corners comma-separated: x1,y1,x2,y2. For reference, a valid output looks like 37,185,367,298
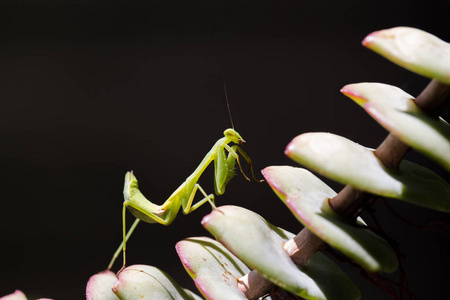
107,127,260,271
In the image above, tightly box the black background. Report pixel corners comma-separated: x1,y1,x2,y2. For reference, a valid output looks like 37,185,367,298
1,1,449,299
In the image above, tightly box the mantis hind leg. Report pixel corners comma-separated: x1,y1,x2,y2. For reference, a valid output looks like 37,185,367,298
108,183,215,271
107,207,140,272
107,200,175,272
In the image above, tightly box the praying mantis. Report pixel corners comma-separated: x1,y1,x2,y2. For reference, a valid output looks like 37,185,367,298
107,89,260,271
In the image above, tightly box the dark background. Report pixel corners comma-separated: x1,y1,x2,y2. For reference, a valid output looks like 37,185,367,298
1,1,449,299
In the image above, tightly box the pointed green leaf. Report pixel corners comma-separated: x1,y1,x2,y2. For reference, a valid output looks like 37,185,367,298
363,27,450,84
263,166,398,273
176,236,252,300
86,270,120,300
286,132,450,212
342,82,450,171
112,264,202,300
202,205,361,300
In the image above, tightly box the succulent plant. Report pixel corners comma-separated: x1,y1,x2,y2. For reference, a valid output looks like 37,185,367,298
4,26,448,300
82,26,448,300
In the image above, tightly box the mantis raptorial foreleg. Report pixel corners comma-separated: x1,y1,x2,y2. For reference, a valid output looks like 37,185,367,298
107,128,261,272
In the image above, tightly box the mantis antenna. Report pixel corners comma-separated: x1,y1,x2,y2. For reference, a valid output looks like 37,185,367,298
223,78,235,130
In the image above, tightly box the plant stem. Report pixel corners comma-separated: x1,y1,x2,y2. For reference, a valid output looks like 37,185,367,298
238,79,450,299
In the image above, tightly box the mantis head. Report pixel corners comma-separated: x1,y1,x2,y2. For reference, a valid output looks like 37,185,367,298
224,128,245,145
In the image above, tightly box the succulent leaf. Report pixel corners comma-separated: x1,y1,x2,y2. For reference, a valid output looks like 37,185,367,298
263,166,398,273
112,265,202,300
176,236,252,300
0,291,27,300
342,82,450,171
363,27,450,84
286,132,450,212
202,205,361,300
86,270,120,300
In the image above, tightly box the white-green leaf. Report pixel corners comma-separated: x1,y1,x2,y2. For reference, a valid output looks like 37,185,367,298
363,27,450,84
86,270,120,300
341,82,450,171
262,166,398,273
176,236,255,300
286,132,450,212
113,265,202,300
202,205,361,300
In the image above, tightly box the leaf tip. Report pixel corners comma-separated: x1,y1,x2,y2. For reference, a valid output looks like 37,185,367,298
341,84,367,106
340,84,354,97
201,214,212,228
262,166,291,200
362,31,378,48
0,290,27,300
86,269,118,300
175,241,195,274
284,139,298,158
201,207,226,228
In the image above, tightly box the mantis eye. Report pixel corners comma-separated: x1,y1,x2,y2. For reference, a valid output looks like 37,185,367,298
224,128,244,144
224,128,235,136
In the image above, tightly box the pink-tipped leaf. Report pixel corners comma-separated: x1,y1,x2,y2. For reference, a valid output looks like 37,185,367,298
363,27,450,84
286,132,450,212
112,264,201,300
263,165,398,273
0,291,27,300
342,82,450,171
202,205,361,300
176,236,251,300
86,270,120,300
